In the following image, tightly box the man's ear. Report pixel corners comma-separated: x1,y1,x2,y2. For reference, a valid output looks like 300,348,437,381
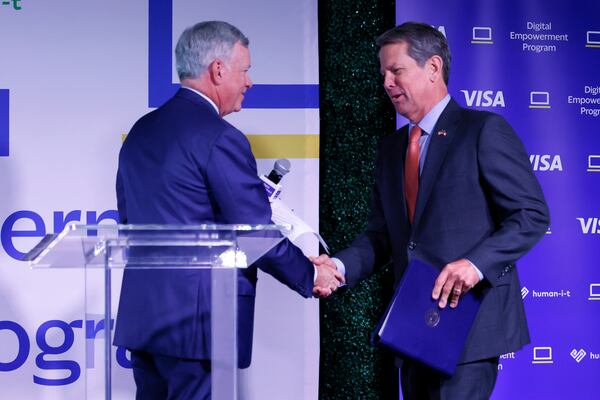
428,55,443,83
209,59,225,85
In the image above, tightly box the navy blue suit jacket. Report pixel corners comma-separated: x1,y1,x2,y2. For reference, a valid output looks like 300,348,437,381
113,88,314,367
336,98,550,363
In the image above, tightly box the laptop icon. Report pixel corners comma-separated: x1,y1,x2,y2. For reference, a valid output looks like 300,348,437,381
588,155,600,172
532,346,554,364
586,31,600,47
529,91,551,108
589,284,600,300
472,27,493,44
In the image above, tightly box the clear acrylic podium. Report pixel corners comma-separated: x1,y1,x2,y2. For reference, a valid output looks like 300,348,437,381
25,224,290,400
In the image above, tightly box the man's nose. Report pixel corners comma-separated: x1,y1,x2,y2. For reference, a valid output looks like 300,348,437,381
382,72,395,88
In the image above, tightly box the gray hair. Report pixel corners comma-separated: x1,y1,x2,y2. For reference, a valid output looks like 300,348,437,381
175,21,249,81
376,22,451,85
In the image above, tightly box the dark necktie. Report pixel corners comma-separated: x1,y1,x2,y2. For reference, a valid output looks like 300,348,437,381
405,125,422,224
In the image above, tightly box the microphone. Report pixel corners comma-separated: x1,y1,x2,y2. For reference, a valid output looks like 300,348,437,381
266,159,291,184
261,159,291,201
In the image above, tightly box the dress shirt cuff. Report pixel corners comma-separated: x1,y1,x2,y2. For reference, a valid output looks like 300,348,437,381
466,259,484,281
314,259,347,287
332,258,347,287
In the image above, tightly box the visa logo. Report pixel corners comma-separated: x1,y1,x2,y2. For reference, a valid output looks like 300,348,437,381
529,154,562,171
577,218,600,234
461,90,505,107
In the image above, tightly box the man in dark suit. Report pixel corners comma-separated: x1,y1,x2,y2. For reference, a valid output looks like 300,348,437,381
113,21,343,399
312,22,549,399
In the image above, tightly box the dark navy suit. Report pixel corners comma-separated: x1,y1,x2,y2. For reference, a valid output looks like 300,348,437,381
336,99,550,398
113,88,314,397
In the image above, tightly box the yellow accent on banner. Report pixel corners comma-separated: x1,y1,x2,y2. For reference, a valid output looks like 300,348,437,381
120,133,319,159
247,134,319,159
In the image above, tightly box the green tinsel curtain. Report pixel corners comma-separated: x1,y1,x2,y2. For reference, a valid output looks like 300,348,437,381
318,0,399,399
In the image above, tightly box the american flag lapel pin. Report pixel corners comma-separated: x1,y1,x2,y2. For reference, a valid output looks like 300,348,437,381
437,129,447,137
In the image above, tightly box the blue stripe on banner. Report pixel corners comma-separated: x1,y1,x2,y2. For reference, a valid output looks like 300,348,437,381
148,0,175,108
0,89,8,157
243,84,320,109
147,0,319,109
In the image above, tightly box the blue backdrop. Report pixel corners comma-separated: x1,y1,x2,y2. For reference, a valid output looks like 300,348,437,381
397,1,600,398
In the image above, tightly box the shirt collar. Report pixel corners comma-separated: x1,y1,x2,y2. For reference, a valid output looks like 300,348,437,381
410,94,451,134
181,86,219,114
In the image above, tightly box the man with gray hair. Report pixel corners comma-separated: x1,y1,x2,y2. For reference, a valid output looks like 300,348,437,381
114,21,342,399
313,21,549,398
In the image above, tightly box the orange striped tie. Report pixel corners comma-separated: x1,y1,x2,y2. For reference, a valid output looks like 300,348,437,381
405,125,422,224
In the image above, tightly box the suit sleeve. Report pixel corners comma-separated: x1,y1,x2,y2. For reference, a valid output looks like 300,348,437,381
205,127,314,298
465,114,550,286
335,142,393,286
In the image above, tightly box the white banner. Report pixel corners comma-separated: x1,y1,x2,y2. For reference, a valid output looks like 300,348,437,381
0,0,320,398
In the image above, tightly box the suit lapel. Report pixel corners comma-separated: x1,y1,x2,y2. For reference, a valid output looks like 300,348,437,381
412,99,462,228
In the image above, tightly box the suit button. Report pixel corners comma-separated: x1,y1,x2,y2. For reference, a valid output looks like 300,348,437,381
408,242,416,251
504,266,510,272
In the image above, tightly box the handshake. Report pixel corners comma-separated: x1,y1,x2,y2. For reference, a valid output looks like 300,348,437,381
310,254,345,298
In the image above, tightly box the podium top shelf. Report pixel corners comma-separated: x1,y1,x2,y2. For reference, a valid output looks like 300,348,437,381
25,224,291,269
